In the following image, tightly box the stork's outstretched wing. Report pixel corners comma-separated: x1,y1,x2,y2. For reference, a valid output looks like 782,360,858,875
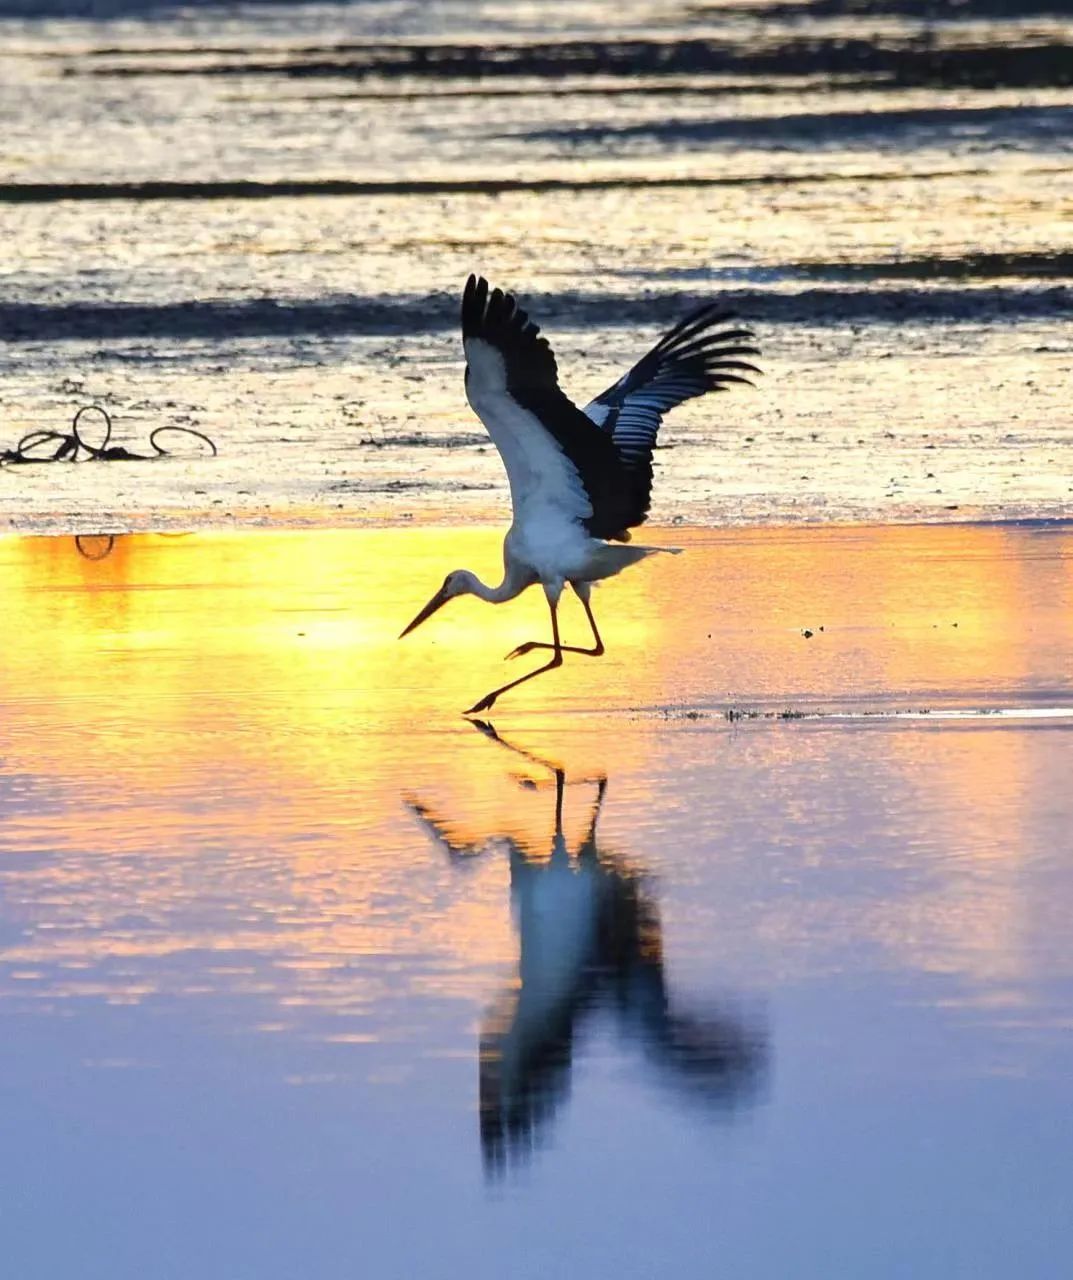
461,275,638,540
583,303,760,528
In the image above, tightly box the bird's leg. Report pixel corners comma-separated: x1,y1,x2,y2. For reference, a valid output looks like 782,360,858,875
465,598,564,715
583,773,609,844
576,775,608,868
586,776,608,837
468,718,566,782
505,586,605,661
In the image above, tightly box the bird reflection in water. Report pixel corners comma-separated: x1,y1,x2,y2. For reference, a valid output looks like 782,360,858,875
406,722,767,1175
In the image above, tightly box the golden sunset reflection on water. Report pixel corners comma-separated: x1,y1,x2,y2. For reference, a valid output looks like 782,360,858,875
0,522,1071,1048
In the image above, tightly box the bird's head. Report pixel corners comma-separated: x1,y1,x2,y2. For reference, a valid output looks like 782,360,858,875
399,570,476,638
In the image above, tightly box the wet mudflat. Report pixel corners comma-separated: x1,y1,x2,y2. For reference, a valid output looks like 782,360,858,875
1,523,1071,1279
1,0,1071,530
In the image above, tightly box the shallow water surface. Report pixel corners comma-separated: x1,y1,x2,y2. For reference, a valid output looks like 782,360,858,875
1,523,1071,1278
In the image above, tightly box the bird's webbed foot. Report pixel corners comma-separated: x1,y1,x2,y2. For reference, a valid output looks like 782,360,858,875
505,641,603,660
504,640,543,660
464,691,499,716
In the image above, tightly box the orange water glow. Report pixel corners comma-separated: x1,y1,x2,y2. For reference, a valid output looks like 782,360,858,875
0,524,1071,1029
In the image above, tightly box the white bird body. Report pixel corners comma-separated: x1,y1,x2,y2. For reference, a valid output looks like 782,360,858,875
400,275,759,713
504,516,666,593
466,336,634,590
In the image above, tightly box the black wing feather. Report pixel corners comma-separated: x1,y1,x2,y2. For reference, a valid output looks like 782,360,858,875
461,273,561,390
462,274,639,540
585,302,761,528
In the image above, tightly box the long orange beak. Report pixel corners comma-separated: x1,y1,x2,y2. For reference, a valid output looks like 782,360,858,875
399,585,450,638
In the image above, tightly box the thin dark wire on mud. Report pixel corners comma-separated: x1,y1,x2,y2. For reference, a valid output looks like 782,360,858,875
1,405,218,464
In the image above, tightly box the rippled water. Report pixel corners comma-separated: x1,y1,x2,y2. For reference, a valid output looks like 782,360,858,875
0,0,1070,529
2,524,1072,1277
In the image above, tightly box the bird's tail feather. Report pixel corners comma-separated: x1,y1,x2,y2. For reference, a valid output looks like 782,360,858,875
587,543,682,580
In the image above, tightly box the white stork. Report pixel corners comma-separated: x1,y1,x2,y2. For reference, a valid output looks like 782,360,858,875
400,274,760,713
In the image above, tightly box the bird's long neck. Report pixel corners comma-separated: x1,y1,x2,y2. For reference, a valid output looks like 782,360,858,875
464,565,529,604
